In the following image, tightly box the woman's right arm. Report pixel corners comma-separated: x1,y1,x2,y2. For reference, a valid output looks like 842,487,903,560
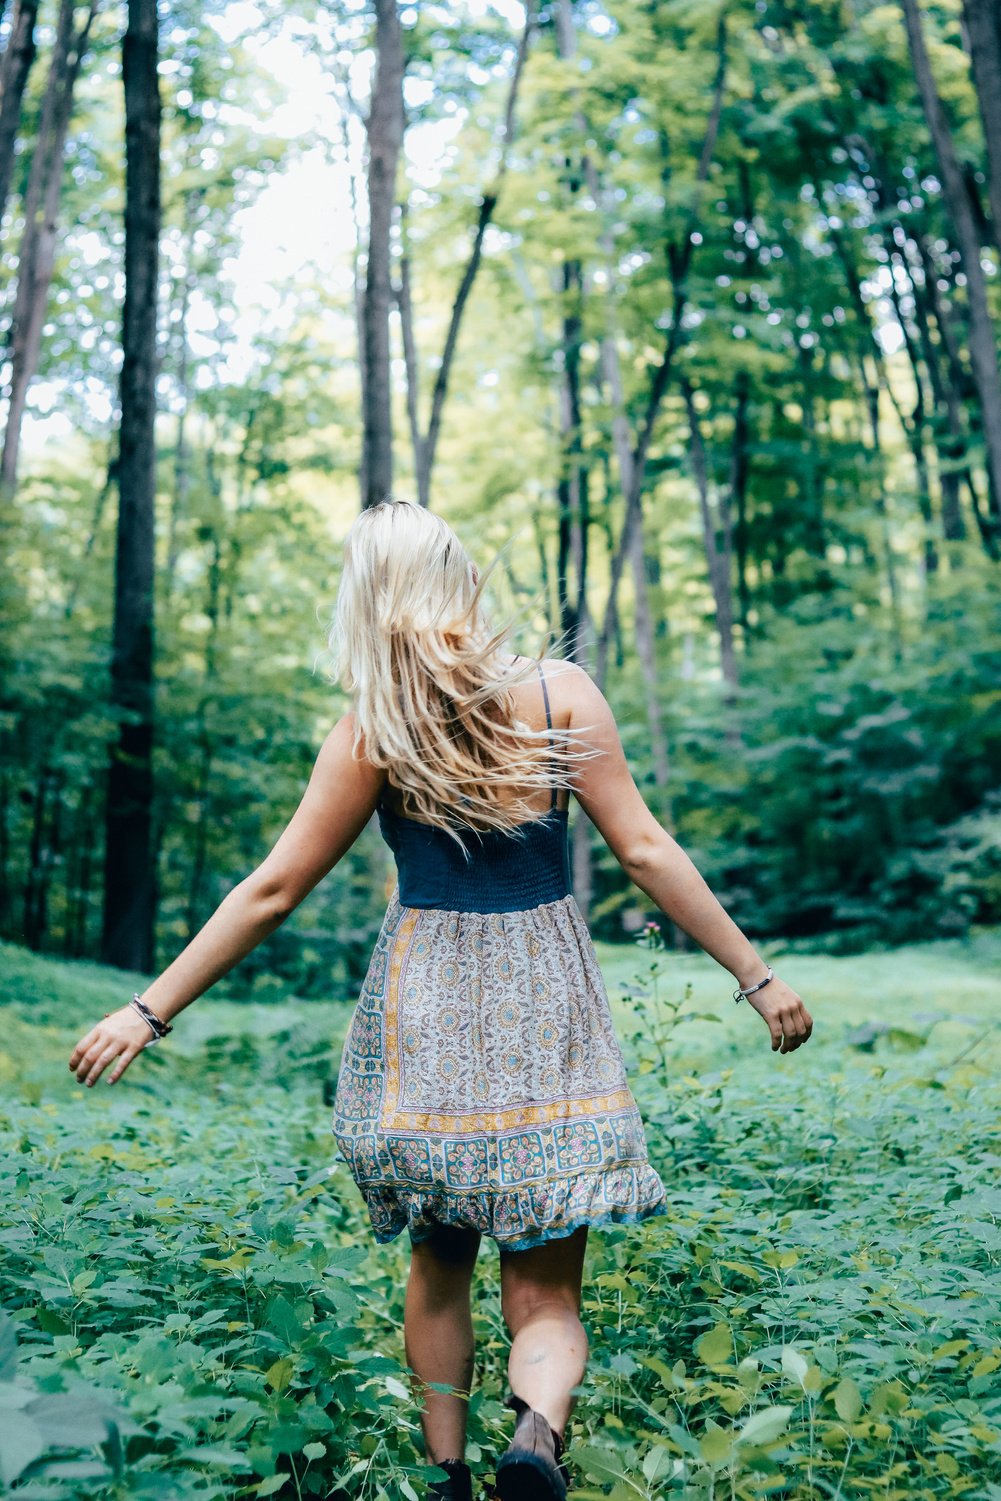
69,711,385,1087
564,666,813,1054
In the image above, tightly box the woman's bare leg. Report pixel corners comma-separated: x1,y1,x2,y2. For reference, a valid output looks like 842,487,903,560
404,1223,482,1463
499,1226,589,1438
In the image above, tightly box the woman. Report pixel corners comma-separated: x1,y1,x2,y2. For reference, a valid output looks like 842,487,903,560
69,499,813,1501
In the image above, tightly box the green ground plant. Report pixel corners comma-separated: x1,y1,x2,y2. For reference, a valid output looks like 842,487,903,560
1,932,999,1499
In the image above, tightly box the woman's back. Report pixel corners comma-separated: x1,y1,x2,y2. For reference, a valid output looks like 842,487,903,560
331,654,668,1253
375,660,572,913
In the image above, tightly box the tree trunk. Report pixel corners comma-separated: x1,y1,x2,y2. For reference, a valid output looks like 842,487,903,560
963,0,1001,249
400,4,535,508
101,0,160,972
1,0,96,493
730,370,751,637
396,206,424,500
898,235,965,549
165,192,197,596
902,0,1001,531
360,0,404,509
682,378,739,696
594,14,728,686
555,256,587,658
0,0,38,240
185,526,222,942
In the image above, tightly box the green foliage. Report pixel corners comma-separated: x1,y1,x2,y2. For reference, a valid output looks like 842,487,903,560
1,933,999,1498
3,0,1001,969
660,566,1001,949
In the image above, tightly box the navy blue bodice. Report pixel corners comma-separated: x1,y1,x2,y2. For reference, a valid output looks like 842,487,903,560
375,663,572,914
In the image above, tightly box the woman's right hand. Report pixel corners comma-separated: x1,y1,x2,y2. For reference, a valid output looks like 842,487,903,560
69,1006,157,1087
746,977,813,1054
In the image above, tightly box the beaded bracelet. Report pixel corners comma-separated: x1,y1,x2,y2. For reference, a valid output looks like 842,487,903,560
732,967,775,1005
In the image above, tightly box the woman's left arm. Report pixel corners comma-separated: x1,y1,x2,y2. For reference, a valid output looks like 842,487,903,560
70,712,382,1088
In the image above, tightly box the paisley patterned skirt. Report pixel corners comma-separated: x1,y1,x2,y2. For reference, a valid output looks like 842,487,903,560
330,888,668,1252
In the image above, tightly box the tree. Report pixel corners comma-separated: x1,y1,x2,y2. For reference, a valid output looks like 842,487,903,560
1,0,98,493
0,0,39,240
101,0,160,970
360,0,404,509
963,0,1001,250
902,0,1001,533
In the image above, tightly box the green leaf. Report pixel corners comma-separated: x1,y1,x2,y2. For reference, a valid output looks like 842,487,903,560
781,1346,809,1387
637,1353,678,1387
699,1423,733,1465
0,1415,46,1487
736,1405,794,1446
833,1377,863,1423
642,1443,674,1482
256,1477,290,1496
264,1357,295,1392
696,1323,732,1366
0,1313,18,1381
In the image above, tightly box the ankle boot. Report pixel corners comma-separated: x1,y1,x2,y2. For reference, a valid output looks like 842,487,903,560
494,1392,568,1500
427,1457,473,1501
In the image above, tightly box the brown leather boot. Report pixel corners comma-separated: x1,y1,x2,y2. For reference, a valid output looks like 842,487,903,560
494,1392,568,1500
427,1457,473,1501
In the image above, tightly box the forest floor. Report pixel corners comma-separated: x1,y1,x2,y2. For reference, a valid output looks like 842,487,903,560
1,930,999,1500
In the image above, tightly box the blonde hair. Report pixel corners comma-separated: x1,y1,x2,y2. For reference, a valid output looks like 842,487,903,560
327,499,597,846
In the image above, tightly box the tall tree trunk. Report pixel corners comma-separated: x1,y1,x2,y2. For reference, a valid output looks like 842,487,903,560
0,0,38,240
555,254,588,659
330,83,370,504
897,234,964,549
185,525,222,942
902,0,1001,531
398,4,535,508
962,0,1001,249
360,0,404,510
0,0,97,493
594,14,728,686
682,378,739,696
101,0,160,972
64,784,95,957
731,370,751,637
22,761,46,946
165,189,197,596
549,0,599,920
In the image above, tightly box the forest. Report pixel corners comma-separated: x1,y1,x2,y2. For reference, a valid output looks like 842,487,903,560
1,0,1000,991
1,5,1001,1499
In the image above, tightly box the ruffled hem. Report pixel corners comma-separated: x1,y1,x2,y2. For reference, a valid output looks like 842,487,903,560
352,1162,670,1252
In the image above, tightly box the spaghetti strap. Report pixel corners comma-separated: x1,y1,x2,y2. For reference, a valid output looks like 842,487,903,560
536,661,558,810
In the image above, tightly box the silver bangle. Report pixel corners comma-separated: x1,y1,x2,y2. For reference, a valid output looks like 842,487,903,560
733,966,774,1004
129,995,162,1043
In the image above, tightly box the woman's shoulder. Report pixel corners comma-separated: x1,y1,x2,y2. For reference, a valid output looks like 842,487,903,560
537,656,592,687
538,657,603,703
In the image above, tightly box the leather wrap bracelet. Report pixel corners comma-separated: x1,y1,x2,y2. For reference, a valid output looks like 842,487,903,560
131,992,173,1041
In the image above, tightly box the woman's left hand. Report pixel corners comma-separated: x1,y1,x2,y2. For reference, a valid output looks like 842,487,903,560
746,977,814,1054
69,1006,157,1087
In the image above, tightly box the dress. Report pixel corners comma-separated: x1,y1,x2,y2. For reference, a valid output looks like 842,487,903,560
330,664,668,1252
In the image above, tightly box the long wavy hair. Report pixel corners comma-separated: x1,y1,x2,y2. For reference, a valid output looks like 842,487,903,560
327,500,598,846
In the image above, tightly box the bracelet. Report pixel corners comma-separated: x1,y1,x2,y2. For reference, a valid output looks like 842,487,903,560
131,992,173,1041
733,967,774,1004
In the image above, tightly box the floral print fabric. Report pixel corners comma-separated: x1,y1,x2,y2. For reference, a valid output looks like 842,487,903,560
331,887,668,1251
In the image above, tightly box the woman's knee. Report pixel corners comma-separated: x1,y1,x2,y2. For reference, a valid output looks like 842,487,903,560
502,1285,583,1338
499,1227,588,1336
